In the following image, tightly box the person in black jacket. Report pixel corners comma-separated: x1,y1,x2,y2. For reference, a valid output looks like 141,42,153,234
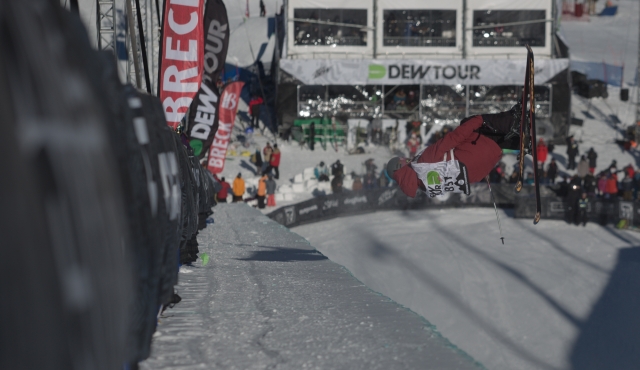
547,158,558,184
331,160,344,177
577,193,589,227
587,147,597,174
566,136,579,170
566,175,582,224
309,122,316,151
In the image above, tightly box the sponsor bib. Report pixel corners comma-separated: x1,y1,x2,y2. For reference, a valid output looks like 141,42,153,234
411,150,470,198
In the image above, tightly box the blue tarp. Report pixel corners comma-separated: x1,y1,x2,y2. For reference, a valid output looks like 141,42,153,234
570,60,624,86
599,6,618,16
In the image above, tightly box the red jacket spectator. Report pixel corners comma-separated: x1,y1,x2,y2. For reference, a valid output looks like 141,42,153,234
604,176,618,195
625,165,635,178
407,134,421,157
536,139,548,164
216,178,231,202
249,96,263,114
270,147,281,166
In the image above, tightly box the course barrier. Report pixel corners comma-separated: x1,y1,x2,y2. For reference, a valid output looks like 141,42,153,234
268,182,638,228
267,183,516,228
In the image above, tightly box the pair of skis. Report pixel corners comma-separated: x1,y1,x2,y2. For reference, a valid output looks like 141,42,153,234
515,45,541,225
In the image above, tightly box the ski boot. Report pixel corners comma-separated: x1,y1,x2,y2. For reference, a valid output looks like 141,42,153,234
503,101,522,142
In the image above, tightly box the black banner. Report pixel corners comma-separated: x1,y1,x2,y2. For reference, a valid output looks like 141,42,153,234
267,184,517,228
186,0,229,158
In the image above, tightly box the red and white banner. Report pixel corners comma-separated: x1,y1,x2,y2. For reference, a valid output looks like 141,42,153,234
159,0,204,129
207,81,244,174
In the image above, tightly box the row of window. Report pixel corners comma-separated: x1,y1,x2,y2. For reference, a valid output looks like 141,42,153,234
293,9,546,48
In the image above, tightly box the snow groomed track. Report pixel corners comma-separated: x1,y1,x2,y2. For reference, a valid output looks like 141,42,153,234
141,204,482,369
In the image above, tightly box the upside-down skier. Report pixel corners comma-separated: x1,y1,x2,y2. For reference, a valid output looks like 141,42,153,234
386,104,524,198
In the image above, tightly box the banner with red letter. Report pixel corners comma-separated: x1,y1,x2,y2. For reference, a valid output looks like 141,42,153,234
159,0,204,129
207,81,244,174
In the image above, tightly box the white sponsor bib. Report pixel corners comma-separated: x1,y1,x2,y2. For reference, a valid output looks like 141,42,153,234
411,150,470,198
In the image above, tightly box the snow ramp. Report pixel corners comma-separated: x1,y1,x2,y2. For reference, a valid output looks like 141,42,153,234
141,204,482,369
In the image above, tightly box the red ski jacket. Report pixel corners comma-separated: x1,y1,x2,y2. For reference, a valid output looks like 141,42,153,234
393,116,502,197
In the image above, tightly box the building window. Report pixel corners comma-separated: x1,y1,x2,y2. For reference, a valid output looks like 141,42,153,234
383,10,456,47
472,10,546,47
293,9,367,46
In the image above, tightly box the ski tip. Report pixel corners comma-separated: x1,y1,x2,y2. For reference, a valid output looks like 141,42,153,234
533,213,541,225
515,182,523,193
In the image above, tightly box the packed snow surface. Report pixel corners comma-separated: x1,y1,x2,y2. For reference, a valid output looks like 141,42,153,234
295,208,640,370
141,205,481,370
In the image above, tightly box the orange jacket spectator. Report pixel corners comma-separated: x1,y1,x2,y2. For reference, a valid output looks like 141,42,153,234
232,175,245,196
257,175,267,196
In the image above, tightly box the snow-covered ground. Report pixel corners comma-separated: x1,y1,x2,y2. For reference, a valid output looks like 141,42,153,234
294,208,640,370
560,0,639,84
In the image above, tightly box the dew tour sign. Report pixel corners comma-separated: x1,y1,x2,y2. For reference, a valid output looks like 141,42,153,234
368,64,481,81
279,58,569,86
186,0,230,158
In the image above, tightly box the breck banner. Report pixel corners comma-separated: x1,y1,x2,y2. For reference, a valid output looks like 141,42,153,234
186,0,229,158
279,58,570,86
159,0,204,129
207,81,244,174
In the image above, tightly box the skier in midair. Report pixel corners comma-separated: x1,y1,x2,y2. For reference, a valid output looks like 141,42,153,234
386,104,523,198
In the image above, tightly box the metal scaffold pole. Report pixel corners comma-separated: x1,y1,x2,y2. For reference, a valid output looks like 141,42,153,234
125,0,142,88
637,0,640,125
96,0,116,54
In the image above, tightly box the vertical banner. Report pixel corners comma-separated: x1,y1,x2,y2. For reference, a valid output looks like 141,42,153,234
186,0,230,158
159,0,204,129
207,81,244,174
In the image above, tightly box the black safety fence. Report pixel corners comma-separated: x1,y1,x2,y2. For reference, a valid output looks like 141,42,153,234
268,183,516,228
0,2,220,369
515,187,638,227
268,180,638,229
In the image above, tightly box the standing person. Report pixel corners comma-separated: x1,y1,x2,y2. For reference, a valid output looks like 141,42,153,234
331,160,344,177
566,136,579,170
406,132,420,159
256,174,267,209
259,0,266,17
547,158,558,184
364,171,377,189
251,148,263,173
331,171,343,193
216,177,231,203
566,175,582,224
604,174,618,199
577,155,590,178
309,122,316,151
352,173,363,191
597,173,607,198
249,95,264,129
232,173,245,202
577,193,589,227
266,174,277,207
262,142,273,175
536,138,548,169
621,173,634,201
583,173,597,197
624,164,635,179
268,144,281,179
587,147,597,174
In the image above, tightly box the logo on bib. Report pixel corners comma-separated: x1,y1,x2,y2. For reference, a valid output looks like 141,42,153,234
426,171,441,186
